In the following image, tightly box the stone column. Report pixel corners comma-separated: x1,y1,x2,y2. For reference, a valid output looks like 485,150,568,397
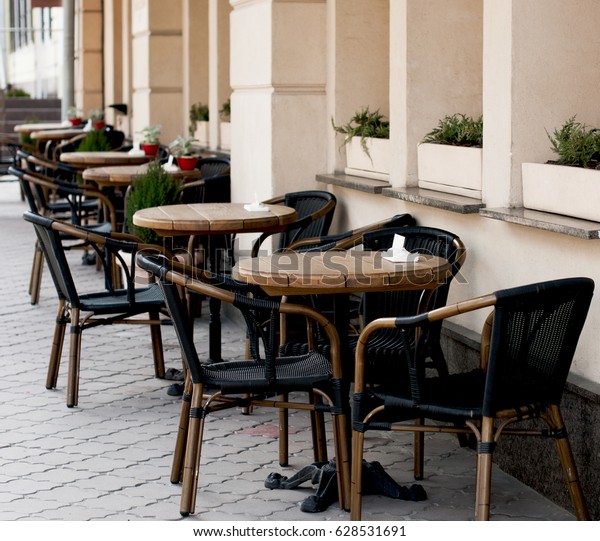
230,0,327,203
130,0,183,142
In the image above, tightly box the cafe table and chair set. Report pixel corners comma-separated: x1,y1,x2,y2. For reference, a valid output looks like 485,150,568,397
13,120,594,521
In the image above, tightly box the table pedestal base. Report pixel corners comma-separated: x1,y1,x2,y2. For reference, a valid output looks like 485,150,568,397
265,459,427,513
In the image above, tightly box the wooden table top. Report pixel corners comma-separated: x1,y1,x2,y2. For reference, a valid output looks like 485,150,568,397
83,164,201,188
30,128,85,141
59,151,153,168
133,202,297,236
14,122,74,133
233,250,452,296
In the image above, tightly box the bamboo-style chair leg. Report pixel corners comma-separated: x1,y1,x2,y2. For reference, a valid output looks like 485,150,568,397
171,373,193,484
310,392,328,463
66,308,82,408
278,397,289,466
46,299,67,389
474,417,494,521
29,242,44,305
350,429,365,519
149,311,165,378
547,405,590,520
414,418,425,480
180,382,205,517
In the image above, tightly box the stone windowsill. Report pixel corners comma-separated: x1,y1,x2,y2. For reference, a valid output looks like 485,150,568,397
317,172,600,239
316,173,484,214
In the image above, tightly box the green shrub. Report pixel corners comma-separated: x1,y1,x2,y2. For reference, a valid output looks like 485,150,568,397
5,86,30,97
126,162,183,244
189,103,209,135
421,113,483,148
331,106,390,160
77,130,112,152
546,116,600,168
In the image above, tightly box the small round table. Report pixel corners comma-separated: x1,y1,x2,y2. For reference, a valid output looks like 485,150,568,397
83,164,201,189
59,151,153,169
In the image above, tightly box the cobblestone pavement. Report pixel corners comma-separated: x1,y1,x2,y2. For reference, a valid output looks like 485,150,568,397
0,182,575,521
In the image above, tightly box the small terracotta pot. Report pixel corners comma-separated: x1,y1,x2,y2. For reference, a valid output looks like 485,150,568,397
141,143,160,156
176,156,198,171
69,117,82,126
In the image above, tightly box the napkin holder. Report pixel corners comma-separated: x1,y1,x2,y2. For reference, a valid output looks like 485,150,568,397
128,142,145,157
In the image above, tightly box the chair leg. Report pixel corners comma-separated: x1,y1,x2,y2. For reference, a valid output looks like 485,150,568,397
66,308,82,408
278,396,289,466
180,382,205,517
171,373,193,484
414,418,424,480
149,311,165,378
29,242,44,305
547,405,590,520
350,429,365,520
46,300,67,389
310,392,328,463
474,417,494,521
334,411,351,512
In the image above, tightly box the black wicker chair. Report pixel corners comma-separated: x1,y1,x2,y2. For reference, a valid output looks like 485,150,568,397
351,277,594,521
23,211,168,408
137,252,351,517
250,190,337,258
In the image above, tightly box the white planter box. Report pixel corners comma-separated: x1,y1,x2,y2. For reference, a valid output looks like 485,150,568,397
344,136,389,181
522,162,600,222
220,121,230,151
194,121,209,147
417,143,482,199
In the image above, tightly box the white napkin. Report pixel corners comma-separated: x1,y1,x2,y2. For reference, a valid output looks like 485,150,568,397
162,154,179,172
128,142,145,157
244,193,268,212
62,119,73,127
383,234,423,262
83,119,93,132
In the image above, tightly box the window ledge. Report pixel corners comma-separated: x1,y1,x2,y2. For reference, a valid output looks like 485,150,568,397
480,207,600,240
317,172,484,214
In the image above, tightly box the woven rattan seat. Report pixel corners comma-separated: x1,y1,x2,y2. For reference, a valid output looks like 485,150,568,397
23,211,168,408
351,277,594,521
137,252,350,517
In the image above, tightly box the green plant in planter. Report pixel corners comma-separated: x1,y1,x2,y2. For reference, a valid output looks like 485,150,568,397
169,135,197,157
126,162,183,244
4,86,30,97
546,116,600,169
189,103,209,135
422,113,483,148
331,106,390,159
219,98,231,121
76,130,112,152
138,124,162,145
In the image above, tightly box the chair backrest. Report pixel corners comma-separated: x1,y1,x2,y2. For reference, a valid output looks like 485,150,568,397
483,278,594,415
197,157,230,179
278,191,337,250
22,211,146,308
181,173,231,204
361,226,466,324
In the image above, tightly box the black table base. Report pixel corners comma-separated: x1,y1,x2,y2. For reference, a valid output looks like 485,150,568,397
265,459,427,513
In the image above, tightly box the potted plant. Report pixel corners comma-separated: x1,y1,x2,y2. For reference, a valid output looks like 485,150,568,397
169,135,198,170
219,98,231,151
189,103,209,146
331,107,390,181
522,116,600,222
67,105,83,126
126,161,183,244
76,129,112,152
89,109,105,130
417,113,483,198
138,124,162,156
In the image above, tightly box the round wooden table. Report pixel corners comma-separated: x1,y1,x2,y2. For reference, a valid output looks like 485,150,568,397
233,250,451,296
29,128,85,142
83,164,201,189
133,202,297,237
59,151,152,169
14,122,75,134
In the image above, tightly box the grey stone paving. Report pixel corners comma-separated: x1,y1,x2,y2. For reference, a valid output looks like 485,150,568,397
0,182,575,521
